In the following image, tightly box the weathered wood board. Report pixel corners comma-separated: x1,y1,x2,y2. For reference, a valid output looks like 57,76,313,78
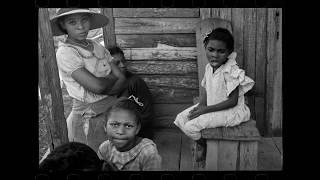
115,18,200,34
113,8,199,18
150,88,198,104
201,120,260,141
153,129,182,171
180,134,193,171
126,60,197,75
116,34,196,48
258,138,282,170
239,141,258,170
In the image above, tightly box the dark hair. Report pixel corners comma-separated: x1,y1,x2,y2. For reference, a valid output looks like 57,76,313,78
107,46,125,57
57,16,68,35
105,97,142,125
203,27,234,52
39,142,103,171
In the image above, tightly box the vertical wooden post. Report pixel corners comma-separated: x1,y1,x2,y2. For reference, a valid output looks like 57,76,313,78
255,8,268,137
38,8,69,150
243,8,257,132
197,8,212,98
231,8,244,68
101,8,116,47
266,8,282,136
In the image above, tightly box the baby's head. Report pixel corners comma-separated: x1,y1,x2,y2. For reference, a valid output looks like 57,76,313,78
203,28,234,70
104,96,143,152
108,46,127,73
39,142,103,172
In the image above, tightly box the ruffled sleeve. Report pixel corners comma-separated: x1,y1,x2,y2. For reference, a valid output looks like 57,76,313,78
223,53,255,97
201,64,211,88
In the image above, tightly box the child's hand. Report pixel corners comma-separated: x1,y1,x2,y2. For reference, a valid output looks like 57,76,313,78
188,105,206,120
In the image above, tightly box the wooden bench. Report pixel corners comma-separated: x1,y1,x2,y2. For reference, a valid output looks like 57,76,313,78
193,120,260,170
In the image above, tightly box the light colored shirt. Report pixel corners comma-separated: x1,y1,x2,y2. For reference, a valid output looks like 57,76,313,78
98,138,162,171
56,40,113,103
201,52,255,126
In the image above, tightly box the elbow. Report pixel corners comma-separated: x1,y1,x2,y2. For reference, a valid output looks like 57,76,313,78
92,82,107,94
231,98,238,107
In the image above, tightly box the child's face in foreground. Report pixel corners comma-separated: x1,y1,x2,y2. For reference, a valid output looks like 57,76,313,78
106,109,140,152
112,53,127,73
61,13,91,41
205,40,231,70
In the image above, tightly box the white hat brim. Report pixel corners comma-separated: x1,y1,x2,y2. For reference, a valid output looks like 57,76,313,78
50,9,109,36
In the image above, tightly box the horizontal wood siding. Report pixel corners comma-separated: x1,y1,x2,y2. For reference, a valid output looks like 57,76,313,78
116,34,196,48
102,8,282,133
115,18,199,34
113,8,199,17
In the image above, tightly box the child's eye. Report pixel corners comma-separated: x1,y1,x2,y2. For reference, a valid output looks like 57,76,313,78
110,123,119,127
125,125,134,128
67,20,76,25
82,17,89,23
218,50,226,54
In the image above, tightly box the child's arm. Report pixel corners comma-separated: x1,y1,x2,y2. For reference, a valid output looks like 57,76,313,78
188,86,207,116
188,86,239,120
103,61,128,95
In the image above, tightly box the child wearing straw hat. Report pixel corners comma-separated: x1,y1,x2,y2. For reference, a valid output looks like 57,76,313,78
50,8,127,153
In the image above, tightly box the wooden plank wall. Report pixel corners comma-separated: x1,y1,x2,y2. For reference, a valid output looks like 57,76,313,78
101,8,282,136
103,8,200,130
201,8,282,136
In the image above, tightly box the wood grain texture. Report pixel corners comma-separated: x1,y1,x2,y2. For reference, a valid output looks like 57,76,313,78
113,8,199,17
152,116,178,129
231,8,245,68
239,141,258,170
153,129,182,171
220,8,232,21
243,8,257,131
38,8,69,149
200,8,211,19
123,44,197,60
218,141,238,170
180,134,194,171
266,8,282,135
140,75,198,89
116,34,196,48
258,138,282,170
201,119,260,141
115,18,200,34
205,140,219,170
150,87,198,104
254,8,267,136
101,8,116,47
126,60,197,75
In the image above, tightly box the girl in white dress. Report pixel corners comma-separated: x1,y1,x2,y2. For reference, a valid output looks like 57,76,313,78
174,28,255,141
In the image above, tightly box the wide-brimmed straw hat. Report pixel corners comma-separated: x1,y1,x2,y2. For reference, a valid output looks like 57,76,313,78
50,8,109,36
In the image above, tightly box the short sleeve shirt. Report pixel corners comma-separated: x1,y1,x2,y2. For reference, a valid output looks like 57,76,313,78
56,40,113,103
98,138,162,171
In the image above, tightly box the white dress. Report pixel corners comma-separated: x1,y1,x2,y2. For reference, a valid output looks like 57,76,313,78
173,52,255,140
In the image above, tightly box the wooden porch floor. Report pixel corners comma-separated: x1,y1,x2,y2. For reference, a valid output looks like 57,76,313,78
153,128,282,171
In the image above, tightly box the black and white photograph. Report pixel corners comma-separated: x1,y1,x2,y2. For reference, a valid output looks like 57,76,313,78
38,8,282,172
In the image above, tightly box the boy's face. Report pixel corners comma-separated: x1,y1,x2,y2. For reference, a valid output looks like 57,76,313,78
112,53,127,73
105,109,140,152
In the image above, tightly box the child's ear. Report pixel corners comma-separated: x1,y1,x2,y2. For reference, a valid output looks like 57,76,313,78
135,123,141,135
